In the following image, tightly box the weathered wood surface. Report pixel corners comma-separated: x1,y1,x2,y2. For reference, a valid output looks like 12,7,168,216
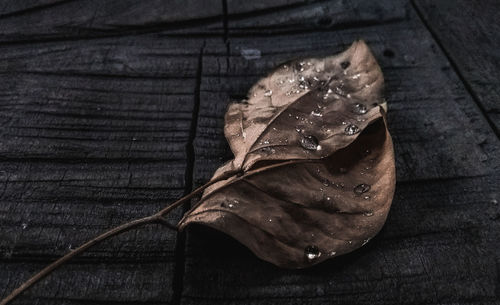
0,0,498,305
413,0,500,135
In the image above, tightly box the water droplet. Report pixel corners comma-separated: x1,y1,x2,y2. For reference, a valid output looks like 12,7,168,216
344,124,360,135
260,147,275,154
334,86,346,96
330,251,337,256
268,218,273,222
21,223,28,230
353,103,367,114
326,196,331,201
341,61,350,69
352,73,361,79
68,244,74,251
240,48,261,60
300,135,319,150
364,211,374,217
347,240,353,244
311,109,323,117
304,245,321,261
354,183,371,194
363,195,370,200
320,125,331,133
333,182,345,189
263,140,269,144
264,89,273,97
282,65,288,70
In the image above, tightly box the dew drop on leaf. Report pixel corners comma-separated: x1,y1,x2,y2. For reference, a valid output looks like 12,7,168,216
353,103,367,114
311,109,323,117
354,183,371,194
344,124,360,135
300,135,319,150
304,245,321,261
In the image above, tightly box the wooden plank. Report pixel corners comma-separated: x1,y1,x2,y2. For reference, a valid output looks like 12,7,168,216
0,35,202,160
226,0,408,34
1,261,174,305
0,0,223,42
0,33,204,304
183,5,500,305
413,0,500,135
0,160,184,302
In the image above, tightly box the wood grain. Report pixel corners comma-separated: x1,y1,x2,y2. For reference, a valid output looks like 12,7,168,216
413,0,500,135
0,0,498,304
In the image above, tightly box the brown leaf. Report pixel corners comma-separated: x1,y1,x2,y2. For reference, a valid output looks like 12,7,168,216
178,40,396,268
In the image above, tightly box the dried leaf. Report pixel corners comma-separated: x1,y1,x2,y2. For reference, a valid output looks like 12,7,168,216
178,40,395,268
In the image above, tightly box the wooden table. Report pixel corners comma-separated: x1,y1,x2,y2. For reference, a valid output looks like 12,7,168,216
0,0,498,304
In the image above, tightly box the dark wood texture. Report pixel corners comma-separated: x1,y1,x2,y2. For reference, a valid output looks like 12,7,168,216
413,0,500,135
0,0,498,304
